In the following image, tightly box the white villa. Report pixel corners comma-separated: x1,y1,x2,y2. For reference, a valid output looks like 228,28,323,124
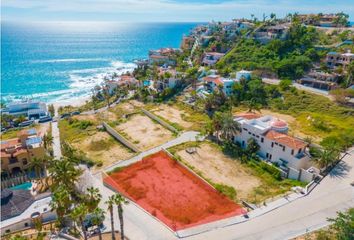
1,100,48,119
234,113,319,181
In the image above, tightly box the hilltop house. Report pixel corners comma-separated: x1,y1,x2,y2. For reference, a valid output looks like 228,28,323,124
297,70,340,91
326,51,354,69
154,66,181,92
202,74,236,96
298,13,348,27
202,52,225,66
234,113,319,181
1,129,45,176
148,48,181,66
253,24,289,44
1,100,48,119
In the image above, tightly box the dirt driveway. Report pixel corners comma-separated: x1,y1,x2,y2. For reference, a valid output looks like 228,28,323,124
116,114,174,150
176,143,261,199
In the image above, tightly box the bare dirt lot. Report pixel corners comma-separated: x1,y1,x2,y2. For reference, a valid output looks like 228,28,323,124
72,131,134,170
152,104,193,129
176,143,261,199
116,114,174,150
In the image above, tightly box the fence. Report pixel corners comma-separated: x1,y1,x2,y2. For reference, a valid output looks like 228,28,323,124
1,173,31,189
102,122,140,152
141,109,179,133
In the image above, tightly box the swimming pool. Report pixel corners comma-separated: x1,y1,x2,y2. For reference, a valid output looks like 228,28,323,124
9,182,32,190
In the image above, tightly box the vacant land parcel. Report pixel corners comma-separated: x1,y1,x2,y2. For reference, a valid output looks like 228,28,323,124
104,151,245,231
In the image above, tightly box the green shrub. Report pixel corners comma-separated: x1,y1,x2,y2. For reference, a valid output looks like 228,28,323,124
214,184,237,200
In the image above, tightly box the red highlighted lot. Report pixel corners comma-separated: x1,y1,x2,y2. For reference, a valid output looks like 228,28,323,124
104,151,245,231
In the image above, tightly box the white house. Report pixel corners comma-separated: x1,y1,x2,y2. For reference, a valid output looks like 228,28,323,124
2,100,48,119
233,113,316,180
236,70,252,81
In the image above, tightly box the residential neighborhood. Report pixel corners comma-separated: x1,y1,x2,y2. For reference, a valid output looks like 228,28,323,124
1,8,354,240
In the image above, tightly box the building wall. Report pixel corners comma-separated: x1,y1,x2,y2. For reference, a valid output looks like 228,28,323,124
235,125,309,170
1,147,45,174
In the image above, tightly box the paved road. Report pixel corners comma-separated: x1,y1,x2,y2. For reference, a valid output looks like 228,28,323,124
186,148,354,240
262,78,334,100
89,147,354,240
51,108,62,159
103,131,202,173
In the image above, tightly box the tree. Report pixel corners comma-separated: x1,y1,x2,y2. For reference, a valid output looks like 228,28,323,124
86,187,102,211
245,98,261,113
312,145,340,169
71,203,89,240
328,208,354,240
113,194,129,240
210,111,240,142
50,185,72,226
42,133,53,150
29,157,44,179
106,195,116,240
48,104,55,117
246,138,260,159
91,207,105,240
49,157,82,191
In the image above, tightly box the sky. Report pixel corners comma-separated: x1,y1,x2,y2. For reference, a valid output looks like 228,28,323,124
1,0,354,22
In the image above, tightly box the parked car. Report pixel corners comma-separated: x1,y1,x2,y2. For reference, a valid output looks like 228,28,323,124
38,115,53,123
18,120,34,127
60,113,71,119
71,111,80,116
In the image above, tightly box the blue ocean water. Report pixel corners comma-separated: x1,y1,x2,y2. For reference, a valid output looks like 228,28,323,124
1,22,197,103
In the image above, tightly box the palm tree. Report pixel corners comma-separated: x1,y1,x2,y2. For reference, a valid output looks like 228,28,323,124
29,157,43,179
71,203,88,240
48,157,82,191
91,207,105,240
42,133,53,150
106,195,116,240
86,187,102,211
219,112,240,142
313,146,340,169
113,194,129,240
50,185,72,226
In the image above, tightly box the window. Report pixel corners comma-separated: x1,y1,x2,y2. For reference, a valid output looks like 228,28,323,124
283,146,285,151
252,134,255,137
5,230,10,234
291,149,294,155
269,154,272,160
298,148,302,154
24,223,29,227
23,159,28,165
243,128,247,131
261,137,264,143
271,142,274,148
275,142,278,145
256,135,259,138
248,132,252,135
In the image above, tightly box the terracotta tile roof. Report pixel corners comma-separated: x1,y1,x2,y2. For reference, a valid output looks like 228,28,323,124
264,130,307,149
235,112,261,120
203,75,224,86
1,138,21,150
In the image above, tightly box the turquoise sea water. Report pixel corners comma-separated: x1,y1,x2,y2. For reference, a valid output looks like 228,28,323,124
1,22,198,103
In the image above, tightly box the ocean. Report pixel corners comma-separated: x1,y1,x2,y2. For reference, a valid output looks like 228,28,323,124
1,22,198,104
